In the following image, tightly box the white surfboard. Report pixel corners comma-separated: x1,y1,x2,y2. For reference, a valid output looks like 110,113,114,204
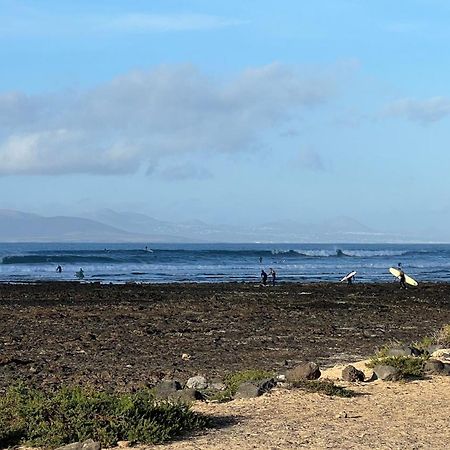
389,267,418,286
340,271,357,282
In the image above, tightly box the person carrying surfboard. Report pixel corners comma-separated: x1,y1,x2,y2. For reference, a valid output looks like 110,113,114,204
398,263,407,289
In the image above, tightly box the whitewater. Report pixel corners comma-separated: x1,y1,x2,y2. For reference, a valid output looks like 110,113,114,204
0,242,449,284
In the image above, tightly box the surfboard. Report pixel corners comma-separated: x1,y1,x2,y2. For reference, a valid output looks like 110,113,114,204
389,267,418,286
340,271,356,282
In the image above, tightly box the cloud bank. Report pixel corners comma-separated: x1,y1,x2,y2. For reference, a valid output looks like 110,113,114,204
384,96,450,124
0,64,334,175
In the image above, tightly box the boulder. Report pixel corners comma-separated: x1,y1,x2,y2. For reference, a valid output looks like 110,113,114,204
170,388,204,403
424,359,447,375
286,362,321,382
56,440,100,450
185,375,208,390
209,380,227,391
233,378,276,399
341,365,365,382
153,379,182,399
373,365,402,381
386,346,421,357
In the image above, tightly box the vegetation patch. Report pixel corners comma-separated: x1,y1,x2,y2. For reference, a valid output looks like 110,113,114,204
209,369,274,402
290,380,355,398
0,384,210,449
436,324,450,346
366,356,427,378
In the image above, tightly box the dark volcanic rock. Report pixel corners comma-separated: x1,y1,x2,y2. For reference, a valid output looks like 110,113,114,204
373,365,402,381
286,362,321,382
233,378,276,399
154,380,182,399
386,346,422,357
424,359,447,375
342,365,365,382
170,388,204,402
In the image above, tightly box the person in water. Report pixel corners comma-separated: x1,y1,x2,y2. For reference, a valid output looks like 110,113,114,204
56,265,62,273
261,269,268,286
269,268,276,286
398,263,407,289
76,268,84,279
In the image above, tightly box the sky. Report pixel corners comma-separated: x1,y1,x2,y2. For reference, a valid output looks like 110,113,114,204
1,0,450,237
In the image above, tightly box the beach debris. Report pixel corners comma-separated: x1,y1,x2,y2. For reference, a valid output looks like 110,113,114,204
336,411,348,419
233,378,276,399
286,362,321,382
373,365,402,381
185,375,208,390
341,365,365,382
181,353,191,360
55,439,100,450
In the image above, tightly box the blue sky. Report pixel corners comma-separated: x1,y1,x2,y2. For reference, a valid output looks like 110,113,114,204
1,0,450,238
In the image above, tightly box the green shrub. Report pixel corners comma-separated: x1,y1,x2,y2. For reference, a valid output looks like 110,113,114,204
436,324,450,346
209,369,274,403
290,380,355,398
0,384,209,449
366,356,426,378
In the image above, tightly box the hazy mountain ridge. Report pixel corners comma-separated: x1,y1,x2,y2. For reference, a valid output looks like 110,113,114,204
0,208,429,243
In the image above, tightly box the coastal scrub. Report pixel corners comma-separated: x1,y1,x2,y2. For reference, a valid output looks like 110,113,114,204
0,384,209,448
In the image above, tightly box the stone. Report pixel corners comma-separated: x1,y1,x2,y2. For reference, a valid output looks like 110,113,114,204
209,381,227,391
373,365,402,381
386,346,421,357
153,379,182,399
233,378,276,399
341,365,365,382
286,362,321,382
56,439,101,450
170,388,204,403
424,359,447,375
185,375,208,390
117,441,131,448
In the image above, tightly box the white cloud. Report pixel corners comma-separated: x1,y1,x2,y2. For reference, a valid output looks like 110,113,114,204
384,97,450,124
0,63,335,175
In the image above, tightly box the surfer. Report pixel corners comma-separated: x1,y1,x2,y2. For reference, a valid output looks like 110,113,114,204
261,269,268,286
76,268,84,279
269,268,276,286
56,265,62,273
398,263,407,289
259,256,263,264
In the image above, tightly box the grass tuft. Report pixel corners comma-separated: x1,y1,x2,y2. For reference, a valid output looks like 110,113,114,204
366,356,426,378
0,384,209,449
290,380,355,397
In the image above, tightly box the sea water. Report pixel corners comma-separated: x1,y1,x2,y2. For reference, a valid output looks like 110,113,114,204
1,242,450,284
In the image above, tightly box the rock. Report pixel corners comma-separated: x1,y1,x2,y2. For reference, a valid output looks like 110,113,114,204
386,346,421,357
341,365,365,382
336,411,348,419
153,379,182,399
286,362,321,382
276,374,286,382
170,388,204,403
117,441,131,448
209,381,227,391
181,353,191,360
431,348,450,361
424,359,447,375
233,378,276,399
185,375,208,390
373,365,402,381
56,439,101,450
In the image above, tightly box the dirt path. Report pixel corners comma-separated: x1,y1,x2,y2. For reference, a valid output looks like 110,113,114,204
144,376,450,450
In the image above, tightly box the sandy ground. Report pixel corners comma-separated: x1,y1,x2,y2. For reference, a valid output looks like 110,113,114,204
143,372,450,450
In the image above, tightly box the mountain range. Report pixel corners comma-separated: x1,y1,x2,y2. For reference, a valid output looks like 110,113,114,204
0,208,413,243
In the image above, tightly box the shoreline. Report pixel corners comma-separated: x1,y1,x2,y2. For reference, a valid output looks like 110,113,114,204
1,281,450,392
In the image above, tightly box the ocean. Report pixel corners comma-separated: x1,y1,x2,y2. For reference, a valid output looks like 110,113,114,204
0,242,449,284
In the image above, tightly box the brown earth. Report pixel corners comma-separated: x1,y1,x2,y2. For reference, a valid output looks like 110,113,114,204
1,282,450,392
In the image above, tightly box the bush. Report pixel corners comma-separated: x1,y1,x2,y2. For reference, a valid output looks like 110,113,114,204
366,356,426,378
290,380,355,398
209,369,274,402
0,384,209,449
436,324,450,346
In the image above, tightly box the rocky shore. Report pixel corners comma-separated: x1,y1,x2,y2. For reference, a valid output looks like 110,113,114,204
1,281,450,392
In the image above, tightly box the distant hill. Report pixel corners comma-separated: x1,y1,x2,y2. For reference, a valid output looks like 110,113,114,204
0,210,187,242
